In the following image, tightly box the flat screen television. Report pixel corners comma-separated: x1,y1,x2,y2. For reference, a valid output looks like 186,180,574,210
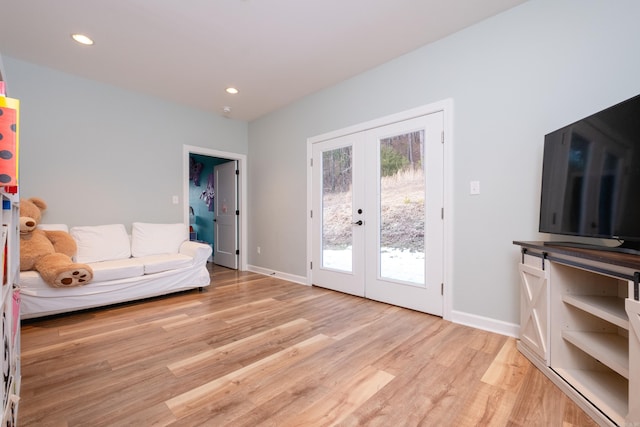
539,93,640,253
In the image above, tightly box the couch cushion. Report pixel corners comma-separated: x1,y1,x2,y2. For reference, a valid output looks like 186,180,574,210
138,253,193,274
131,222,187,257
19,271,46,289
90,258,145,282
19,258,145,289
71,224,132,263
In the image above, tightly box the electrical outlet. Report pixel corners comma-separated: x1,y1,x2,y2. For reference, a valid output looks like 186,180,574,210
172,195,179,204
257,246,261,254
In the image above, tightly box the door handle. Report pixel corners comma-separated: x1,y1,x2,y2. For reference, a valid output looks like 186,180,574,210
352,220,364,226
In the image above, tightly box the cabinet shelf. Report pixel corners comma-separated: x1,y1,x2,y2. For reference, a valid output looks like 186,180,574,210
554,367,627,427
562,330,628,378
563,294,628,330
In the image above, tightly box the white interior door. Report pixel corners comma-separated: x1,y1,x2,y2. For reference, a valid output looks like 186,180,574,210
311,112,444,316
214,160,239,269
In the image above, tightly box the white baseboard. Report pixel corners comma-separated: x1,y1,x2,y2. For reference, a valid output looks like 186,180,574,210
450,310,519,338
246,265,309,286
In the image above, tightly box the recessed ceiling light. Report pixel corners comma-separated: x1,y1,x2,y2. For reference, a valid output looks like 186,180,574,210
225,87,239,95
71,34,94,46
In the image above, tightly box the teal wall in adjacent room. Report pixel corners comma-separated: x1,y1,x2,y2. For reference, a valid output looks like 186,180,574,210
188,154,231,250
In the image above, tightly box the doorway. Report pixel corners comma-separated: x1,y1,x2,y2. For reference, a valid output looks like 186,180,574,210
183,145,247,271
307,101,452,317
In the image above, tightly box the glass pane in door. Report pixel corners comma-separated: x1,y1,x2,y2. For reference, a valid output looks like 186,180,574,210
379,130,425,285
322,146,353,271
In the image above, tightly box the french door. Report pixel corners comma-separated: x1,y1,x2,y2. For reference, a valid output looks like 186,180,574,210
311,112,444,315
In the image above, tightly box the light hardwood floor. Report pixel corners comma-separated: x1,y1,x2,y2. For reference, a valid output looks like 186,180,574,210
19,265,598,426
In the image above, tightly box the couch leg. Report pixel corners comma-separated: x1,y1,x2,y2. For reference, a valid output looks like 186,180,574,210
198,287,204,292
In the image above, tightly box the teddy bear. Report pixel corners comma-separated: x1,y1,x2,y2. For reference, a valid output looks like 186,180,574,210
19,197,93,287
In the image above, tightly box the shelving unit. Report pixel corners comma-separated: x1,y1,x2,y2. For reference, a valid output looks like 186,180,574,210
550,260,630,426
514,241,640,427
0,83,20,425
0,192,19,426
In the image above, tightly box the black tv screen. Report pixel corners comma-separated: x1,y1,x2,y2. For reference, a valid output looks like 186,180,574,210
539,93,640,251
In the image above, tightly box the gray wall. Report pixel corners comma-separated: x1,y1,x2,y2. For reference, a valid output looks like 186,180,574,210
247,0,640,325
3,57,247,228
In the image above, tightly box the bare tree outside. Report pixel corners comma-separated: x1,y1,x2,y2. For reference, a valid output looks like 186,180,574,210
322,133,425,250
379,131,425,254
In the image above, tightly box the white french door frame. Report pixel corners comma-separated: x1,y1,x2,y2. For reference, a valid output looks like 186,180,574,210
183,145,248,271
306,99,454,321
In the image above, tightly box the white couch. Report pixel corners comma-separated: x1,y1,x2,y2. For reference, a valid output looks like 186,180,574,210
19,222,212,319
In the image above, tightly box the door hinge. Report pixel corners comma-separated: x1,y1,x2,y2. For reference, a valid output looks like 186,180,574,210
441,283,444,295
235,169,239,175
441,131,444,144
310,158,313,167
236,249,240,255
310,261,313,270
310,210,313,218
236,210,240,215
441,207,444,219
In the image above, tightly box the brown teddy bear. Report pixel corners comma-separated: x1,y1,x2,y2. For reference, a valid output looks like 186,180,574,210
19,197,93,287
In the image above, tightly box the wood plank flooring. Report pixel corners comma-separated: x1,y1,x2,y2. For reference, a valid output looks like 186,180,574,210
19,265,598,426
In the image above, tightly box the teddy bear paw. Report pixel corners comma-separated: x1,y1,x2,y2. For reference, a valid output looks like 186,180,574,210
54,268,93,287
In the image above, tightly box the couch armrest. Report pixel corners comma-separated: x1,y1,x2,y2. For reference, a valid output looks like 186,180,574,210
179,241,212,265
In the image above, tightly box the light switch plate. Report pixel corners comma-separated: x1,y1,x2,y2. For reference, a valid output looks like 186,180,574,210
470,181,480,195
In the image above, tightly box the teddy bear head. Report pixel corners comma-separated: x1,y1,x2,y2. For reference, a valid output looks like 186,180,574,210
20,197,47,234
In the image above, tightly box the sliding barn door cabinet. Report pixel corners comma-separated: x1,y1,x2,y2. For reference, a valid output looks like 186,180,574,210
515,241,640,427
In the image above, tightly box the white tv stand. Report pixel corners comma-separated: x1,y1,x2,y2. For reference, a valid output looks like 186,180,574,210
514,241,640,427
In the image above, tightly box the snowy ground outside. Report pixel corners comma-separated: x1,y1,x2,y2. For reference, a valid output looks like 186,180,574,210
322,247,425,284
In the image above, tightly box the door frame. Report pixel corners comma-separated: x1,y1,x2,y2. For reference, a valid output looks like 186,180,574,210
306,99,454,320
183,145,248,271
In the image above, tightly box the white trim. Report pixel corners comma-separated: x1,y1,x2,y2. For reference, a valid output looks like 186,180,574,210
451,310,520,338
306,99,454,320
308,101,451,143
183,145,248,271
442,99,454,321
247,264,309,285
306,138,314,286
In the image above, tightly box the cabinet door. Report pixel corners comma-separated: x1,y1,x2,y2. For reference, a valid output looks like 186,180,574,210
626,298,640,423
519,258,549,364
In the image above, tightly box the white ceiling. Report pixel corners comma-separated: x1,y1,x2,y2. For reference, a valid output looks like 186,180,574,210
0,0,527,121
